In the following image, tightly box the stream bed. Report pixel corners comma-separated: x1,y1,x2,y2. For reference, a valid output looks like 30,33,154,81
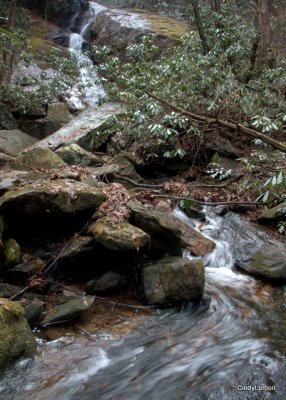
1,210,285,400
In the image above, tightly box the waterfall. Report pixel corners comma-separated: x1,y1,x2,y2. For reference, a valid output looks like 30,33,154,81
67,2,107,111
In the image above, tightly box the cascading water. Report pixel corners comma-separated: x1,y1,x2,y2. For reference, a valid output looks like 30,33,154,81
67,2,107,111
2,207,286,400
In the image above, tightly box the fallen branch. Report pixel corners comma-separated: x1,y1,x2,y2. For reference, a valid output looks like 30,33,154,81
188,174,243,188
116,174,164,189
146,91,286,153
153,194,264,206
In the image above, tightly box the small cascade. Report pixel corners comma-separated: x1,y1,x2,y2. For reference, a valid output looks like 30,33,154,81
67,2,107,111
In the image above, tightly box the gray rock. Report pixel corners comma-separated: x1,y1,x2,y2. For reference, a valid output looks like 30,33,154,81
0,179,106,216
0,129,36,156
6,258,45,283
88,216,150,252
87,271,129,294
24,103,120,152
140,256,205,305
24,300,45,327
42,295,95,326
128,200,182,256
56,143,103,166
20,119,61,140
0,298,36,373
239,249,286,280
0,283,23,298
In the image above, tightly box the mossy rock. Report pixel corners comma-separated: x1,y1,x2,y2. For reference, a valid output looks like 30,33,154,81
18,147,66,169
0,298,36,373
3,238,21,268
88,216,150,252
30,36,69,61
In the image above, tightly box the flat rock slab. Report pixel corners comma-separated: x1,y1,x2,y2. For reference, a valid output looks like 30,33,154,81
42,295,95,326
24,103,120,152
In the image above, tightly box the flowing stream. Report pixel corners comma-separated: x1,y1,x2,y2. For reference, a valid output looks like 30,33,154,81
1,209,286,400
1,2,286,399
67,2,106,111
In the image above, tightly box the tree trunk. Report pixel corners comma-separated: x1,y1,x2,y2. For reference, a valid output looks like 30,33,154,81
213,0,221,13
0,0,18,84
256,0,269,65
191,0,210,55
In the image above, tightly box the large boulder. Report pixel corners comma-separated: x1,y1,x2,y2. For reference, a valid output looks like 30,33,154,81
238,249,286,280
0,129,36,156
24,103,121,153
140,256,205,305
87,271,129,294
128,201,182,256
0,298,36,372
89,8,190,61
0,179,106,236
88,216,150,252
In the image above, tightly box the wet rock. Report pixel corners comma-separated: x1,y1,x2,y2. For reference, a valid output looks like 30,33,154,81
88,217,150,252
3,239,21,268
239,250,286,280
18,147,66,169
155,201,172,214
87,271,129,294
0,105,18,130
0,298,36,372
90,8,189,61
56,143,103,166
24,299,45,327
24,103,120,152
178,204,205,220
128,201,182,256
41,295,95,326
173,217,215,257
258,202,286,223
6,258,45,283
140,257,205,305
0,129,36,156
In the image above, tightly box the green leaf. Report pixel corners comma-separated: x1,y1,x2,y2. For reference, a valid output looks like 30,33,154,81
277,172,283,185
262,191,270,203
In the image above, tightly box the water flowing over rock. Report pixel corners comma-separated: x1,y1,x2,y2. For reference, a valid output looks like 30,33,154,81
140,256,205,305
0,298,36,372
89,6,190,61
128,200,182,256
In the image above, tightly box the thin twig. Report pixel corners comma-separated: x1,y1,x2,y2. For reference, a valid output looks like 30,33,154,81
152,194,265,206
